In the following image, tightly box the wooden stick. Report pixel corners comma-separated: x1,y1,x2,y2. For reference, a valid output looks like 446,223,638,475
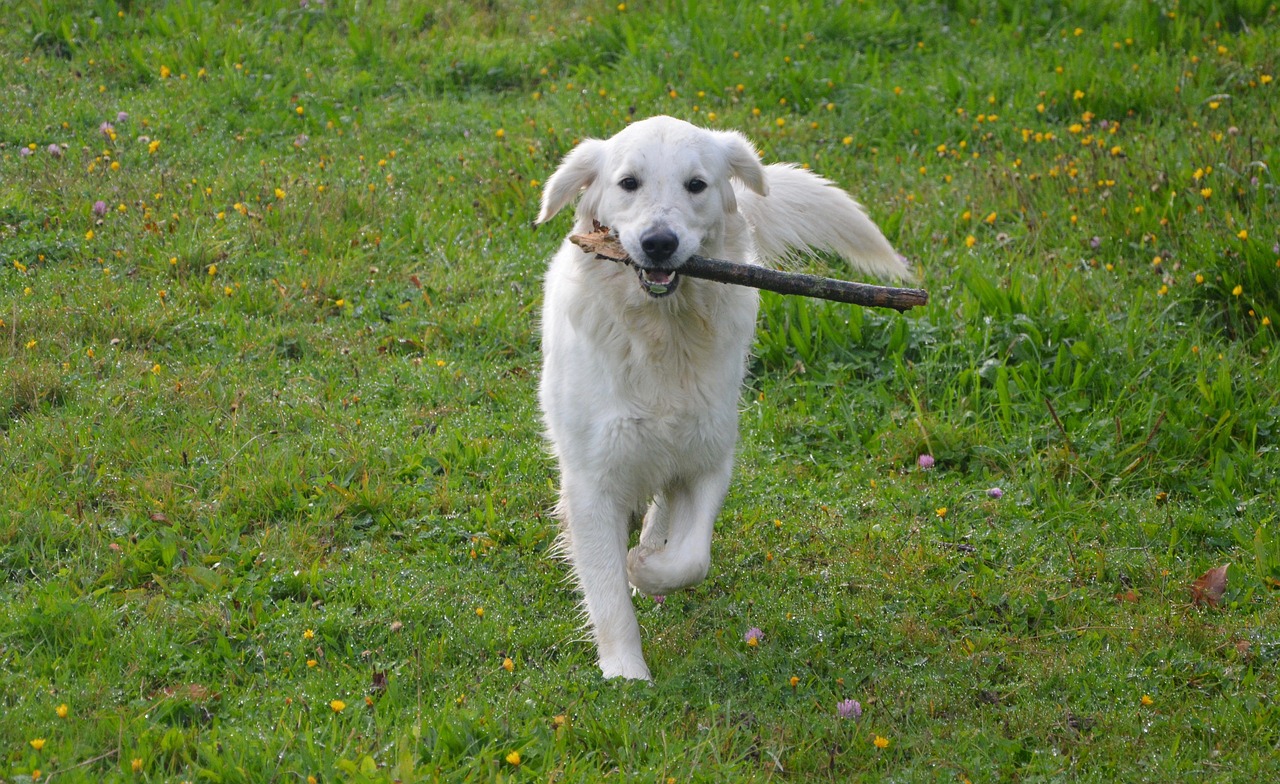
677,254,928,312
570,229,928,312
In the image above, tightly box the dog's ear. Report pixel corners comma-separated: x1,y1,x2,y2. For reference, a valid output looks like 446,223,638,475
718,130,768,196
536,139,605,224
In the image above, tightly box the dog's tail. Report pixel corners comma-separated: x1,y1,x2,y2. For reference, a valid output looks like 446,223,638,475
739,163,910,280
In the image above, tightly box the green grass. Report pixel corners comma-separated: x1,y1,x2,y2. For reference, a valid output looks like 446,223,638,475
2,0,1278,780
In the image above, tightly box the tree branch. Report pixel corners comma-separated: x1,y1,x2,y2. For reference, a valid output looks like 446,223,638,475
570,229,929,313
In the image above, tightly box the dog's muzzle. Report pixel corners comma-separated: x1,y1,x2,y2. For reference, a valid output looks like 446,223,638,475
636,229,682,297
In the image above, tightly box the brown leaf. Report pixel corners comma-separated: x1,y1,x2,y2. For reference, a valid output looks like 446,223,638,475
371,670,388,693
160,683,218,701
1190,564,1229,607
569,223,630,262
1114,590,1140,603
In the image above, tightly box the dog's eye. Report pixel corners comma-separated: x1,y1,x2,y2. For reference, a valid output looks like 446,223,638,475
619,176,639,192
686,178,707,194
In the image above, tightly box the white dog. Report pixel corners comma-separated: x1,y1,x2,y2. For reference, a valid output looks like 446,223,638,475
536,116,908,680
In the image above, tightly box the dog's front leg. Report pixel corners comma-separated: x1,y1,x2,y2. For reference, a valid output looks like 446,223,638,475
627,457,732,596
559,480,652,681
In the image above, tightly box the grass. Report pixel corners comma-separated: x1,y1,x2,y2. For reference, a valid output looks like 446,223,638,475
1,0,1278,780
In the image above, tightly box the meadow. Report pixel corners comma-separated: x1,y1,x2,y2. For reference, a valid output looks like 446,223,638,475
1,0,1278,780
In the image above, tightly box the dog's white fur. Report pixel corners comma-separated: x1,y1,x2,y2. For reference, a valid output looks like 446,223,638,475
536,116,908,680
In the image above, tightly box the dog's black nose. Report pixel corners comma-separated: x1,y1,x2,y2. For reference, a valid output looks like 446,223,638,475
640,229,679,264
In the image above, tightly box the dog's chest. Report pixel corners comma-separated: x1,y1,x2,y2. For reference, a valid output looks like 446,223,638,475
548,261,757,443
612,301,745,403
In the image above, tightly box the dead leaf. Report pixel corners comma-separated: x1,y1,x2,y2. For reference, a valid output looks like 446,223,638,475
569,222,630,262
1190,564,1229,607
159,684,218,701
1114,590,1139,603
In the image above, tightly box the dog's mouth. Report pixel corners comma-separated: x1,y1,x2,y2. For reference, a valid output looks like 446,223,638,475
636,267,680,298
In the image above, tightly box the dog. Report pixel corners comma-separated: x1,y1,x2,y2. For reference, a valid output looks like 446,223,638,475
535,116,909,680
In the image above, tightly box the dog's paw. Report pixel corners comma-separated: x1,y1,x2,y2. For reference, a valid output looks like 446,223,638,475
627,544,709,596
625,545,665,595
599,653,652,682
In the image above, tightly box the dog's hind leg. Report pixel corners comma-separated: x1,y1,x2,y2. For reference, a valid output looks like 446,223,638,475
559,478,652,681
626,457,732,596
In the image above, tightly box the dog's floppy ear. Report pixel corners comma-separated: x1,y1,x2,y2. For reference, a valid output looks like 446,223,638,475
718,130,768,196
536,139,605,224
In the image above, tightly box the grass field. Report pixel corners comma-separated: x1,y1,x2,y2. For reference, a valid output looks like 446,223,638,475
2,0,1278,781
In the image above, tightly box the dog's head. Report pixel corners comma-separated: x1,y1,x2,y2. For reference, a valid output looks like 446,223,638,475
536,116,767,298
